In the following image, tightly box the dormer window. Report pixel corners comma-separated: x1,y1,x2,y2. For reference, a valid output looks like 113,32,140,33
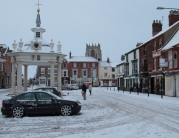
36,32,40,38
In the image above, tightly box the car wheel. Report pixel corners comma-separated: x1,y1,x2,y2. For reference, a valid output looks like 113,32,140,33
60,105,72,116
12,106,24,118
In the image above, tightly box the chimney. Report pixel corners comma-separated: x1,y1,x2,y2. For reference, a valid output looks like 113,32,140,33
169,10,179,26
107,57,110,63
69,51,71,58
136,42,143,47
152,20,162,36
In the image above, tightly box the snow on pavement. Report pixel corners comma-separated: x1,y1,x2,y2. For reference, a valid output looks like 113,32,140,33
0,87,179,138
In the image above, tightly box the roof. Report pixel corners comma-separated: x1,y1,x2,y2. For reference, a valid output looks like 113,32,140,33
99,61,121,67
67,56,98,62
0,44,8,48
162,27,179,51
139,20,179,48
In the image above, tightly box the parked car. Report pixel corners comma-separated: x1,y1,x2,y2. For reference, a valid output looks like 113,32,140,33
71,84,79,90
33,87,63,97
61,84,73,90
1,91,82,117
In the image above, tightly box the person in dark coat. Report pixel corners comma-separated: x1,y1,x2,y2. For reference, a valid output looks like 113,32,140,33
82,83,87,100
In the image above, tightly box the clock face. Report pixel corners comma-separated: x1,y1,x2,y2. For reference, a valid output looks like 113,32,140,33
34,43,39,48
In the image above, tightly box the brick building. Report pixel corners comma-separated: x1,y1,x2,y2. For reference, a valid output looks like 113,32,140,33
139,10,179,94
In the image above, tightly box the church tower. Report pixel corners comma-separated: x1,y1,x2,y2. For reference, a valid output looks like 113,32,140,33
85,43,102,61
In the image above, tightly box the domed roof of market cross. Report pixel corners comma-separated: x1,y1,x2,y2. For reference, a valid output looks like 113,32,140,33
11,6,62,54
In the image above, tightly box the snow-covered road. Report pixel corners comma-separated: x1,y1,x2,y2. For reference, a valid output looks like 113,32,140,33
0,87,179,138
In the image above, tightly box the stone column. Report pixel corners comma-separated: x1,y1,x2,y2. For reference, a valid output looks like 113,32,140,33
11,61,15,93
57,62,62,91
50,62,54,87
17,61,22,93
24,65,28,91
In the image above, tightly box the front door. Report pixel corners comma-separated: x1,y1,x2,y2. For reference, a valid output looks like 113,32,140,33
16,92,38,115
36,92,58,114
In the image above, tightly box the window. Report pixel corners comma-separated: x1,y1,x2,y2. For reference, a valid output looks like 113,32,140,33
122,65,124,73
62,70,68,77
112,74,115,79
112,68,115,72
82,69,87,78
40,79,46,85
48,68,50,74
124,64,129,76
168,51,172,68
126,55,128,62
41,68,45,74
73,63,76,68
36,92,53,100
72,69,78,77
17,93,36,100
154,41,156,51
54,68,57,74
104,67,107,70
0,63,3,71
104,73,107,77
132,62,138,74
83,63,86,68
154,58,156,70
134,50,136,59
63,63,66,69
36,32,40,38
92,63,95,68
159,38,162,48
144,46,146,55
174,51,177,68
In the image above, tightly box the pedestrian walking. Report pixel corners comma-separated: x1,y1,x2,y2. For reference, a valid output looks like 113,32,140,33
82,83,87,100
89,84,92,95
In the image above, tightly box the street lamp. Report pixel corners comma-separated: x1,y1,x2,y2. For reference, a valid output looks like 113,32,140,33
91,65,94,86
157,7,179,10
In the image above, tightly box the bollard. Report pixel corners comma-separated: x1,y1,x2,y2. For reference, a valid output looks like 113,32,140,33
107,87,108,90
148,90,149,97
161,91,163,99
114,88,115,91
110,87,111,91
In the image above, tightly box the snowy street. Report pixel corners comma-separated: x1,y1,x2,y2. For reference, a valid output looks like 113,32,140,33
0,87,179,138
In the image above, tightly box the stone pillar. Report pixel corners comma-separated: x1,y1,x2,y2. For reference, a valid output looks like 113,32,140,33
11,61,15,93
24,65,28,91
50,62,54,87
57,62,62,91
17,61,22,93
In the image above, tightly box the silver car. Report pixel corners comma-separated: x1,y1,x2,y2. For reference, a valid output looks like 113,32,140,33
61,84,73,90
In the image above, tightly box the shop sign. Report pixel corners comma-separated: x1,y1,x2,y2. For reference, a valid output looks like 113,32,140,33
153,50,161,58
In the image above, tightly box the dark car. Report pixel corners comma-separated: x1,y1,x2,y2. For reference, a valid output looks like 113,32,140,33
33,87,62,97
1,91,82,117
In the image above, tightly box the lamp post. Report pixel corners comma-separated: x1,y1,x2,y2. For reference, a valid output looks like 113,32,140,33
157,7,179,10
91,65,94,87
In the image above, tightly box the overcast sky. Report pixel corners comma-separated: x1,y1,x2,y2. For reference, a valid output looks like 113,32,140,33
0,0,178,78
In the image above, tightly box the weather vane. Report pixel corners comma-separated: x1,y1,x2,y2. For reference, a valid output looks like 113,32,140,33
35,1,42,8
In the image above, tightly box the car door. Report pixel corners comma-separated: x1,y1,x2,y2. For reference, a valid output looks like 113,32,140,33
16,92,38,115
36,92,59,114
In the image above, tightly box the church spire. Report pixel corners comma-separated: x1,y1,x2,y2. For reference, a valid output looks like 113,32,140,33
35,1,42,27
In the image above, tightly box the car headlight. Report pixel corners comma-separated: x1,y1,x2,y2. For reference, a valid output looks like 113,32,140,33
77,100,81,105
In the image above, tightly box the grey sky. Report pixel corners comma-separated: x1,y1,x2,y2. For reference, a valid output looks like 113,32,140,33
0,0,178,78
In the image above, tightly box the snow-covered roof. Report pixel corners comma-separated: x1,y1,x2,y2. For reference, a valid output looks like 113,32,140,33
99,61,121,67
162,28,179,51
0,44,8,48
67,56,98,62
139,20,179,48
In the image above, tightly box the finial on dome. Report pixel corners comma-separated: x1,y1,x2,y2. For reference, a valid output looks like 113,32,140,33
37,8,40,13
